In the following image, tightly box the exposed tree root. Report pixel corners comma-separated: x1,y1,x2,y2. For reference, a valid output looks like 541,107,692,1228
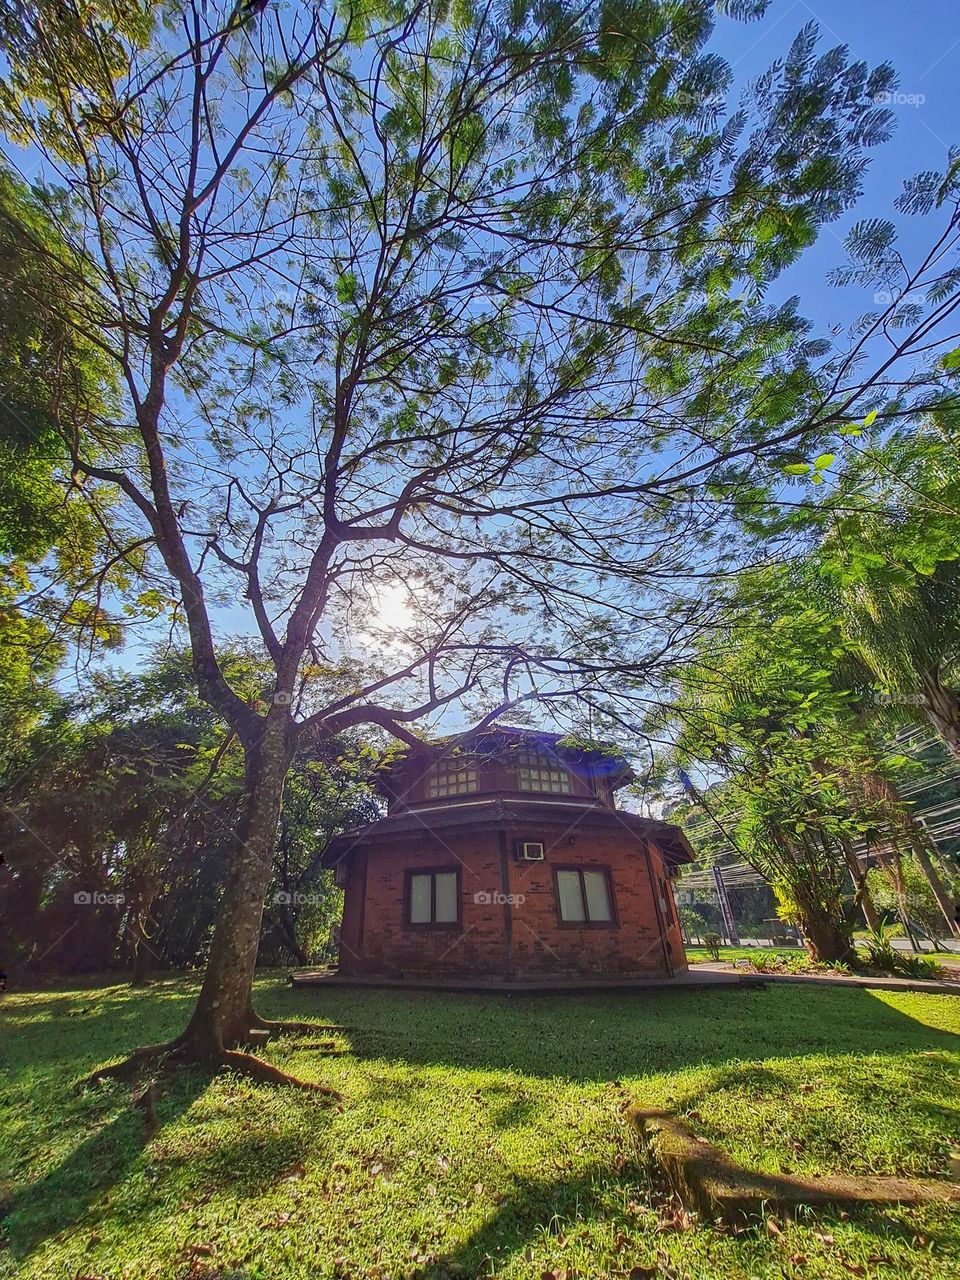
247,1013,351,1037
135,1080,159,1139
79,1026,342,1099
83,1040,181,1087
628,1106,960,1222
219,1049,340,1096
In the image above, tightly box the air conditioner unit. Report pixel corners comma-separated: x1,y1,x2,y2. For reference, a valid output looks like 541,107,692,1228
518,841,545,862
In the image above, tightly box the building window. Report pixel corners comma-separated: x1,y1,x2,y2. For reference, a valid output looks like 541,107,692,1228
426,756,479,798
516,748,572,794
407,869,459,925
555,867,614,924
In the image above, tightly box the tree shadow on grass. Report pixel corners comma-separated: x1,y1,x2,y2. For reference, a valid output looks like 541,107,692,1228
663,1053,960,1180
421,1148,958,1280
0,1064,339,1263
1,1069,207,1259
2,981,200,1075
327,985,960,1084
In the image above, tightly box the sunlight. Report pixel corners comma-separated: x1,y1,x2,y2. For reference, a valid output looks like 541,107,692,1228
370,582,413,632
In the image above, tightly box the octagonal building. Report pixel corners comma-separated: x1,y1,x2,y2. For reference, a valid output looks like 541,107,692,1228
321,725,692,985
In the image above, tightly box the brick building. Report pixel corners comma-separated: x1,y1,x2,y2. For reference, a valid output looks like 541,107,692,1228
321,725,692,983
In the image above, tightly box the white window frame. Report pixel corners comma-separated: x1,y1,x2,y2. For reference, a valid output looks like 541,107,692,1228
555,867,615,925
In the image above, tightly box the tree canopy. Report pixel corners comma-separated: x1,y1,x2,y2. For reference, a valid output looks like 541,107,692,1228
2,0,959,1067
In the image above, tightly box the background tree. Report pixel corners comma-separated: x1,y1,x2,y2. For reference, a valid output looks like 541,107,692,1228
0,166,135,759
819,419,960,757
0,648,378,982
648,567,927,960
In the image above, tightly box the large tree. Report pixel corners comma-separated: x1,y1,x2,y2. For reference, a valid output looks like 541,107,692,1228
3,0,958,1083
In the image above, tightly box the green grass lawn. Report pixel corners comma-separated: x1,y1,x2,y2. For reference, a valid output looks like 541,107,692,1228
2,976,959,1279
685,945,802,963
686,944,960,969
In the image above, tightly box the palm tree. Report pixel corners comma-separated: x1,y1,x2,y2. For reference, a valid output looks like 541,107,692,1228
838,557,960,759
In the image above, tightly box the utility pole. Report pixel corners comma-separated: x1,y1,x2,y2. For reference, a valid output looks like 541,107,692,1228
678,769,741,946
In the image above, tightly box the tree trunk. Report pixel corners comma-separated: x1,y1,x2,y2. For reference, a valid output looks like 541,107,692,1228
277,911,310,966
910,835,959,940
841,839,879,931
128,888,156,987
181,715,291,1057
864,769,959,939
920,671,960,760
800,907,853,964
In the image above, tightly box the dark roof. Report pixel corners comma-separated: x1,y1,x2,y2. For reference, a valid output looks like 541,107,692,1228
321,796,694,868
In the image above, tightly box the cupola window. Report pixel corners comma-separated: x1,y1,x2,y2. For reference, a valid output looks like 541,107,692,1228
426,756,479,798
516,748,572,794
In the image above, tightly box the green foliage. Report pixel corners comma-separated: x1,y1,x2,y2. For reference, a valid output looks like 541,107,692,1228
868,857,958,941
0,168,116,559
862,925,900,972
817,420,960,736
651,563,902,957
0,647,379,975
0,166,134,730
702,930,722,960
860,926,945,980
678,904,706,942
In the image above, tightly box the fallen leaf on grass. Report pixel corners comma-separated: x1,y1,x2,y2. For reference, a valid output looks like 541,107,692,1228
657,1208,694,1233
766,1218,783,1238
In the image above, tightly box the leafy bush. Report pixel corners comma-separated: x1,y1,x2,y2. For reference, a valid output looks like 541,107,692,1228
702,932,722,961
862,926,899,972
894,953,945,980
860,927,946,980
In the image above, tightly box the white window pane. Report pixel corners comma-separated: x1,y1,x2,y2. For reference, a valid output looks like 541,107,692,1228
427,761,478,797
434,872,458,923
557,870,585,922
410,874,432,923
519,764,570,793
583,870,612,922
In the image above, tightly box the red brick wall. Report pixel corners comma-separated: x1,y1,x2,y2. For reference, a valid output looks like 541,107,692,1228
337,821,687,980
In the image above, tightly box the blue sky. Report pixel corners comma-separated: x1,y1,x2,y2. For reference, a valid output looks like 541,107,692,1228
711,0,958,331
